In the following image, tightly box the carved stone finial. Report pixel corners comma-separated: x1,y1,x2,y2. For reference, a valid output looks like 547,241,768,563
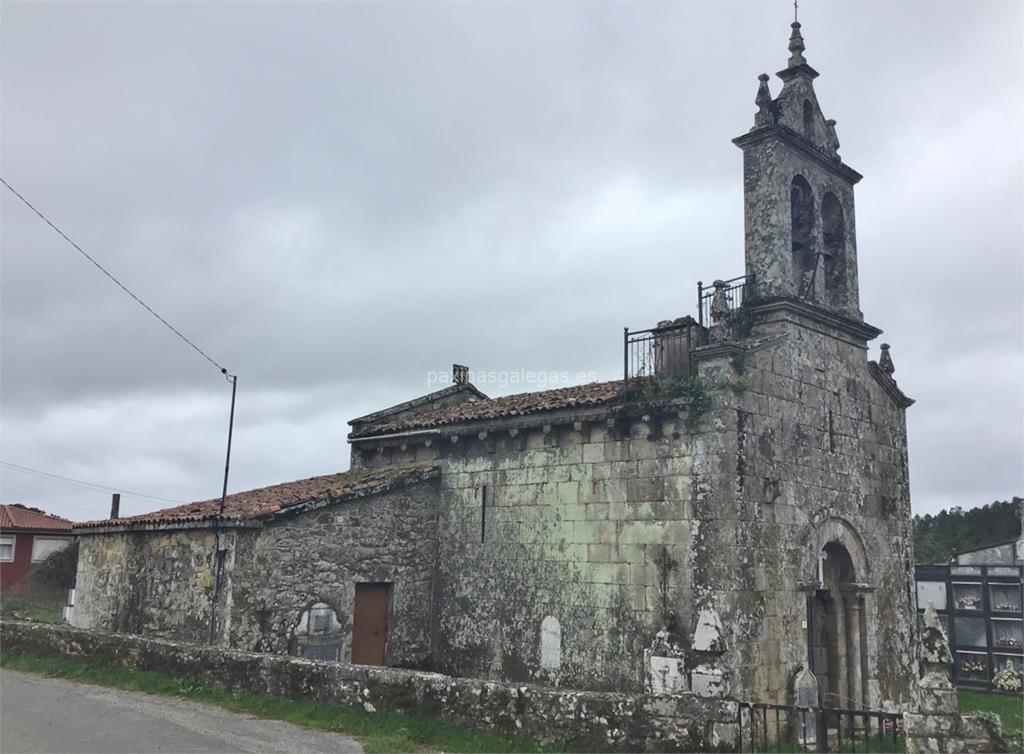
825,119,840,154
879,343,895,376
453,364,469,385
788,21,807,68
710,281,730,319
709,281,732,342
754,74,775,127
918,602,953,689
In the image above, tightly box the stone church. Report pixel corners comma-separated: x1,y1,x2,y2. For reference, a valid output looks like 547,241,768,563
71,21,917,710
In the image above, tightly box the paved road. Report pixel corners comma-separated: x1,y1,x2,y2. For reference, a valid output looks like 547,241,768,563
0,669,363,753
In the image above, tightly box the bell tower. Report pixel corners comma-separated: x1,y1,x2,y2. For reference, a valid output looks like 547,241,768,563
733,22,864,322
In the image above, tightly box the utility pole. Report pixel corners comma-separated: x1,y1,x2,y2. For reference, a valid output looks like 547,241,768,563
218,372,237,516
209,371,237,644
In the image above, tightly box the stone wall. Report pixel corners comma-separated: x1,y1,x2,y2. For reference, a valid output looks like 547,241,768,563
226,480,439,668
705,313,917,709
72,528,218,640
437,416,699,692
73,482,439,669
0,620,740,753
356,403,705,693
71,318,914,708
351,315,915,706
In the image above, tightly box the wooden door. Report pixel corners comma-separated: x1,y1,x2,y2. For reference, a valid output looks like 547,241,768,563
351,583,390,665
809,591,836,706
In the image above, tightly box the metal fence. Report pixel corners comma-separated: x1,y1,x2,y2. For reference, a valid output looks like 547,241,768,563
623,321,695,383
622,273,754,384
698,275,753,330
737,702,906,753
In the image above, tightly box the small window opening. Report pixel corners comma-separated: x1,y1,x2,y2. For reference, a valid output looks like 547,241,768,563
480,485,488,543
803,100,814,136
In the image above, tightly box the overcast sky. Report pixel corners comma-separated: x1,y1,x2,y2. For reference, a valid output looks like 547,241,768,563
1,0,1021,523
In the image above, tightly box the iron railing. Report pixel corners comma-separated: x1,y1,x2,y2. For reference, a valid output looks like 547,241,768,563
623,320,697,383
698,275,754,330
737,702,905,754
621,274,755,384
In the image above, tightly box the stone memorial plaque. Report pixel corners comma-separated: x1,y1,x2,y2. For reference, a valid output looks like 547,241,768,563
649,655,686,694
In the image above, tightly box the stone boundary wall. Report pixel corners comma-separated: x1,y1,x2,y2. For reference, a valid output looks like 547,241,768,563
0,621,739,752
905,706,1007,754
905,606,1010,754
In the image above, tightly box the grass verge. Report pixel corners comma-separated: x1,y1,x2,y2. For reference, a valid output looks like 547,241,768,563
958,689,1024,735
0,650,552,753
0,594,64,624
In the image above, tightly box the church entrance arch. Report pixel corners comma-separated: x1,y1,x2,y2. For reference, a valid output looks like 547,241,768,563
807,541,868,710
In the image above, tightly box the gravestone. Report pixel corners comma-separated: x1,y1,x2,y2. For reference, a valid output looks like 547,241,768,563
690,607,729,697
794,666,819,746
292,602,344,661
649,654,687,694
645,627,688,694
692,607,725,652
540,615,561,671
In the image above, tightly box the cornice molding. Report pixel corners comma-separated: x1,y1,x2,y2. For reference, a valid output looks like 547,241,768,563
867,361,916,409
747,297,882,343
733,125,863,185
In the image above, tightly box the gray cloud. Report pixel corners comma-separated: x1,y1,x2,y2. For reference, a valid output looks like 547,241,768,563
2,1,1021,521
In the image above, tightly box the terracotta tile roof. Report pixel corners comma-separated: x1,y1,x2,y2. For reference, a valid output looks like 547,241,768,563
350,380,623,439
74,465,439,531
349,383,489,426
0,504,73,532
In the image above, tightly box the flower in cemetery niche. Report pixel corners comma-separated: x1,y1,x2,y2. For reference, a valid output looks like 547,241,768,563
993,662,1023,692
962,658,988,674
993,621,1023,648
957,593,981,610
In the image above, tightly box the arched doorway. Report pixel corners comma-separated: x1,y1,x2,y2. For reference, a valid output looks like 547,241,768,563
807,541,868,710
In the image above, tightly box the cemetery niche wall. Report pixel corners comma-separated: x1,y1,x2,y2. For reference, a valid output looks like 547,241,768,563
915,537,1024,693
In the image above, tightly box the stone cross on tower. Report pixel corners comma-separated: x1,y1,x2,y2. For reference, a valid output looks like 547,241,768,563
733,20,865,323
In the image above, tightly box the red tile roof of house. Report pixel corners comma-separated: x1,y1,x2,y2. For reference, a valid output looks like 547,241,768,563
0,504,73,532
74,465,439,531
350,380,624,439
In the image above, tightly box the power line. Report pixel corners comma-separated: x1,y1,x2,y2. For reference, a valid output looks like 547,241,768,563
0,176,228,375
2,177,241,584
0,486,111,516
0,460,184,504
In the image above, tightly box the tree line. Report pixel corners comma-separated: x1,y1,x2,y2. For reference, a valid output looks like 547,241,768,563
914,498,1022,564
